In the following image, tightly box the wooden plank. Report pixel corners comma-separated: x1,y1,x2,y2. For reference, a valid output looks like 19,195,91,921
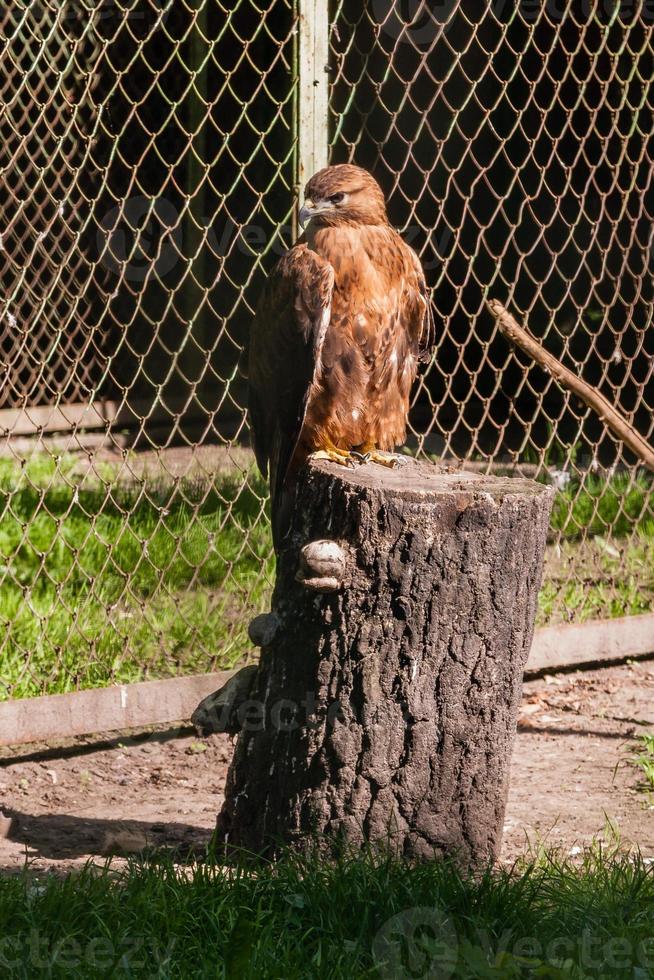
0,397,207,437
0,671,234,748
0,401,109,435
527,612,654,673
2,614,654,748
297,0,330,190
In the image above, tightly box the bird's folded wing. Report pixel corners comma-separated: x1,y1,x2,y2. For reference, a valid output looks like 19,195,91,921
405,243,436,363
247,243,334,503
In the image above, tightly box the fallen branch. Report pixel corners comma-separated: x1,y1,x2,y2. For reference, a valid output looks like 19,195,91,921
486,299,654,474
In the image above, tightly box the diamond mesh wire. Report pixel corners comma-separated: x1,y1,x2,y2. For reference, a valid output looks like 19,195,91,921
331,1,654,625
0,1,652,701
0,0,295,699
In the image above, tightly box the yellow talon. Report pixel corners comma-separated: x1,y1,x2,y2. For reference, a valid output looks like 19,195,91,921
311,442,406,469
358,443,401,468
310,443,355,467
369,452,399,468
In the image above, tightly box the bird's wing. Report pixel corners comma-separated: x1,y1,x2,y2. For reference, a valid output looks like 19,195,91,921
247,243,334,508
403,240,435,363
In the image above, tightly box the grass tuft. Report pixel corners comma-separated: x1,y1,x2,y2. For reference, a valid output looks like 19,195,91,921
630,734,654,795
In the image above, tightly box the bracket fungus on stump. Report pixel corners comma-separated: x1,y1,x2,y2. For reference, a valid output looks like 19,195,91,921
204,458,553,866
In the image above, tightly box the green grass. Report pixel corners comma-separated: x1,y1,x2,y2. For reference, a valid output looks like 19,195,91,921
537,532,654,626
0,455,652,697
1,847,654,978
550,472,654,541
0,455,274,700
631,734,654,794
538,471,654,625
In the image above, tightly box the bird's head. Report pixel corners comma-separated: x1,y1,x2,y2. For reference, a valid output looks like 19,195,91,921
299,164,388,229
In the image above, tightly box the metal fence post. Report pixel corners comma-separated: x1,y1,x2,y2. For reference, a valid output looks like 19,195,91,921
296,0,330,203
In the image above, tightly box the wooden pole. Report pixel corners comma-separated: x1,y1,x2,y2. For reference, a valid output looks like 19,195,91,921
211,458,553,866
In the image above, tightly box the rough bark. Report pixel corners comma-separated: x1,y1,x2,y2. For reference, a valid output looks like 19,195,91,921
215,458,553,866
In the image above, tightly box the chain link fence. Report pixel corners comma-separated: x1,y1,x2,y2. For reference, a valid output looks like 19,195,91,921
1,1,652,701
331,1,653,627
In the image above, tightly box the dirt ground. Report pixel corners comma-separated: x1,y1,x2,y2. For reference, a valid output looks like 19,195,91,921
1,660,653,874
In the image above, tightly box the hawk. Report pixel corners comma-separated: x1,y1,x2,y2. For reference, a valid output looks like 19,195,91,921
245,164,435,548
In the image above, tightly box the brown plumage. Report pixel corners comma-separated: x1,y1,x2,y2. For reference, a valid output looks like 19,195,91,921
245,164,435,548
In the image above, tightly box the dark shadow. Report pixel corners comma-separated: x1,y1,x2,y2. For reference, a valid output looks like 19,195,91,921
517,722,631,740
0,808,212,865
524,650,654,682
0,726,197,768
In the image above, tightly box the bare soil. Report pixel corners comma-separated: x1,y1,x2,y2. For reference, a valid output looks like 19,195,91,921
1,660,653,874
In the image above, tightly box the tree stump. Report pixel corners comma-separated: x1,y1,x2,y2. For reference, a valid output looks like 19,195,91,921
214,459,553,866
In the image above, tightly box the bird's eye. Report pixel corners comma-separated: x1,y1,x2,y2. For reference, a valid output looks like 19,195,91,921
329,193,345,204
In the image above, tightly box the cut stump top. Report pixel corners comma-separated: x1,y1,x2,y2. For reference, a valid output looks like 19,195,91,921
308,457,553,504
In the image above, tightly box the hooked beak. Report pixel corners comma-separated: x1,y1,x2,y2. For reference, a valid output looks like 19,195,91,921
298,199,317,228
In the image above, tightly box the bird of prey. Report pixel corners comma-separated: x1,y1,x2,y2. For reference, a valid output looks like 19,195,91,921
245,163,434,548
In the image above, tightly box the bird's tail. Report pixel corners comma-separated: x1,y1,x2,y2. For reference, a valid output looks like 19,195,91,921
269,430,302,553
270,483,295,554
